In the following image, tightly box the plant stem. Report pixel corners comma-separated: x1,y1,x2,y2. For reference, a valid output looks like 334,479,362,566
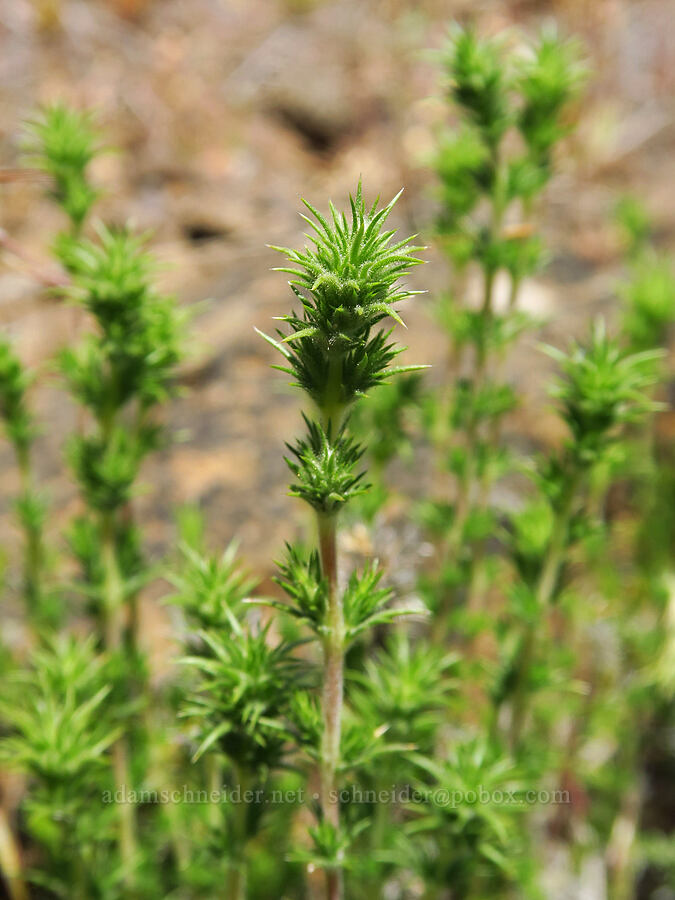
207,754,223,829
466,276,522,614
227,763,249,900
606,784,642,900
508,466,580,749
101,511,138,878
16,445,45,623
434,265,496,639
227,863,246,900
124,403,150,661
441,148,503,565
321,353,346,432
317,512,344,900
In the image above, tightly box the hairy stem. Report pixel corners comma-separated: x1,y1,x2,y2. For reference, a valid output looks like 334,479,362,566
318,512,344,900
321,353,347,432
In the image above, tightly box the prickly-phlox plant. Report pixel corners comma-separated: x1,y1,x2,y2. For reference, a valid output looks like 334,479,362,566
258,182,424,899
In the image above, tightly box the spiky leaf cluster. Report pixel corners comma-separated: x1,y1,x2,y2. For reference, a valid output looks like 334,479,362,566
620,256,675,351
289,820,360,875
0,637,123,897
451,379,517,429
288,691,406,777
273,551,404,645
350,634,458,752
547,320,663,460
287,691,409,778
0,636,118,787
285,417,369,514
445,27,510,147
62,225,185,412
24,103,100,230
273,544,328,635
0,338,34,454
181,626,301,771
435,128,492,223
506,498,556,586
168,541,256,632
287,690,323,757
0,337,51,620
262,183,423,413
68,425,150,513
342,563,401,644
337,703,412,776
436,26,583,261
68,514,143,595
408,740,527,890
516,29,585,164
615,195,652,258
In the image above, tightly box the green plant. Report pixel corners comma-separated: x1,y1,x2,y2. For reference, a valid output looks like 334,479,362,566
257,183,424,899
23,104,99,236
59,224,184,880
497,321,663,747
425,25,585,632
168,185,427,900
0,636,121,898
572,201,675,898
171,530,301,898
0,340,50,624
0,106,186,897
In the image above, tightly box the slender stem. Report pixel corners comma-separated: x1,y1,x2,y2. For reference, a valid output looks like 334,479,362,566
101,512,138,877
101,514,126,650
64,814,89,900
227,763,249,900
508,466,580,749
317,512,344,900
72,852,88,900
448,269,495,546
16,444,45,623
466,276,522,614
207,755,223,829
321,354,347,432
124,402,149,660
227,863,246,900
439,150,503,587
434,265,496,638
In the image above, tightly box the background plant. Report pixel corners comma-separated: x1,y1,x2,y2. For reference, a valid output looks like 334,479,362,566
422,25,585,634
0,106,186,899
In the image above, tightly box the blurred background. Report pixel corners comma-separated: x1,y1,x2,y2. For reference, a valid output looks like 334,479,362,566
0,0,674,586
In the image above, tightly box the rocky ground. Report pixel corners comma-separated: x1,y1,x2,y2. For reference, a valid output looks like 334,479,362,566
0,0,674,620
